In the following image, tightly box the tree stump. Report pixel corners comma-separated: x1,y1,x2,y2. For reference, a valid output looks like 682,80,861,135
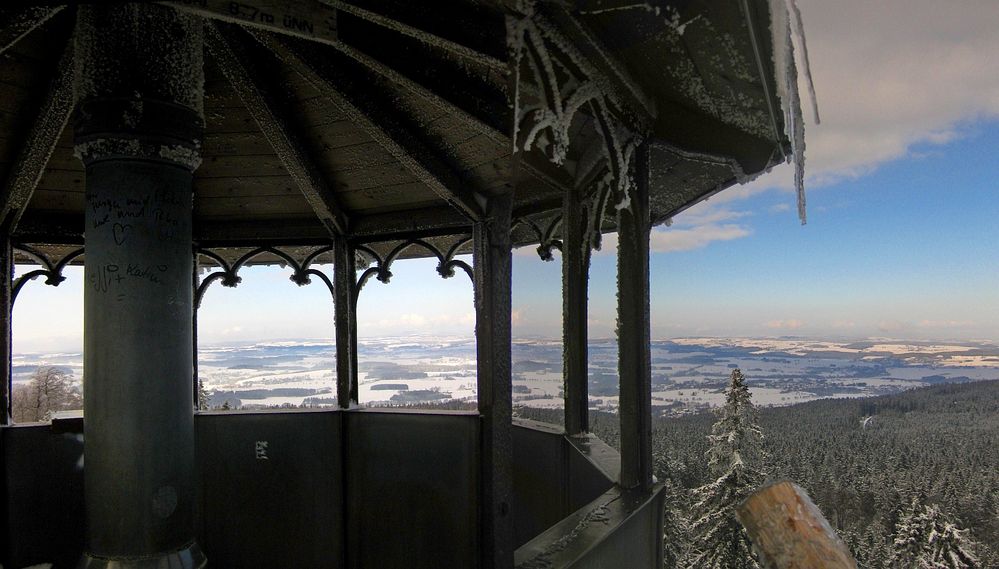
736,480,857,569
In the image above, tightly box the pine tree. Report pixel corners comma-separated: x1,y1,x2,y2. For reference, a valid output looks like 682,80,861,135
923,510,980,569
661,479,691,568
687,369,764,569
197,378,209,410
891,499,981,569
892,497,929,567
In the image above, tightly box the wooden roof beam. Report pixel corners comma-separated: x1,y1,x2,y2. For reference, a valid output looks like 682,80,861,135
165,0,502,74
258,32,485,221
543,5,656,129
0,37,74,234
205,22,349,236
0,6,64,57
322,0,505,73
169,1,571,196
166,1,508,142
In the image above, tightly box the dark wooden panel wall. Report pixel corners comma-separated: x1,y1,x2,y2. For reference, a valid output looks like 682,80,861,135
2,410,483,568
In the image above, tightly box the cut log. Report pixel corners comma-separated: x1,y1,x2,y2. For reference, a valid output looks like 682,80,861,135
736,480,857,569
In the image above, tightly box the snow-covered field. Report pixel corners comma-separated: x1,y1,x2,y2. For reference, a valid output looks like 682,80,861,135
12,336,999,415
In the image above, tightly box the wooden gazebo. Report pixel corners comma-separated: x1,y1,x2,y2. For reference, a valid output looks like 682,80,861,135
0,2,805,568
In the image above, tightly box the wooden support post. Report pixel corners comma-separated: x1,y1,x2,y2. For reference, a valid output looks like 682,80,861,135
737,481,858,569
562,187,590,435
474,193,514,569
0,235,10,425
192,251,200,410
617,143,652,492
333,235,357,408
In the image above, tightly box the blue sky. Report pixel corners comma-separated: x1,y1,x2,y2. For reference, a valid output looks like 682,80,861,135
11,0,999,352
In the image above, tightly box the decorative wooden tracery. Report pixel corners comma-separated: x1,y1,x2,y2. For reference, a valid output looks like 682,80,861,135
512,214,562,261
354,236,474,304
507,1,652,256
194,245,335,307
10,243,84,304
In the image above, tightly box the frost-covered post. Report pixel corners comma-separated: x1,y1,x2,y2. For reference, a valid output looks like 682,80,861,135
74,4,206,567
334,234,357,407
562,185,590,435
473,192,514,569
0,237,10,425
617,142,652,491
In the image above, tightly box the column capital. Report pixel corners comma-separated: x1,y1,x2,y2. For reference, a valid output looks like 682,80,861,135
73,4,204,171
74,98,203,171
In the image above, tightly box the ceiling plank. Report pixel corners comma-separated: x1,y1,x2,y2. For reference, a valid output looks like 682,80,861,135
259,31,485,221
349,205,471,241
0,36,74,234
169,0,510,146
165,0,339,46
323,0,505,73
205,21,349,235
0,6,64,58
166,0,502,74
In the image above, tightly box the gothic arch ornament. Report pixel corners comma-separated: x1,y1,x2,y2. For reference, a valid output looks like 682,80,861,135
512,215,562,261
194,245,335,308
353,237,473,305
507,1,650,254
11,243,85,304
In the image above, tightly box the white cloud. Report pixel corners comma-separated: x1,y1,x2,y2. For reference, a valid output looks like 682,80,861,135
917,319,975,330
670,205,751,227
878,320,910,333
768,0,999,188
649,223,752,253
765,319,806,330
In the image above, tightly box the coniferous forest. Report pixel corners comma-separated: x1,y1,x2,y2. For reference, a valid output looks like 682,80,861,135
517,378,999,568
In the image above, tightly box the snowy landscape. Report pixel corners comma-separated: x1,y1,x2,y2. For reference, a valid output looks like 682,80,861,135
14,336,999,414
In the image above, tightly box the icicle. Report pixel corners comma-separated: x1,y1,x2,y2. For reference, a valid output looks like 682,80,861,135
786,45,807,225
769,0,807,225
789,0,820,124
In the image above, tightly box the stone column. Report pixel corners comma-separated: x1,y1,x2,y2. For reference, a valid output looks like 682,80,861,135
617,143,653,492
474,193,514,569
74,5,206,567
562,187,590,436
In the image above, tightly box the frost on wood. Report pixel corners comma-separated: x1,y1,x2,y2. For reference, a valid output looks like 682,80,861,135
74,138,202,171
657,9,772,141
75,4,205,117
508,2,648,255
518,499,612,569
324,0,505,74
0,37,74,226
0,6,64,57
507,1,603,166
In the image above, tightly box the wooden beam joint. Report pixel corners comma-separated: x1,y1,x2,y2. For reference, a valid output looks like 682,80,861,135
259,31,484,220
205,21,350,235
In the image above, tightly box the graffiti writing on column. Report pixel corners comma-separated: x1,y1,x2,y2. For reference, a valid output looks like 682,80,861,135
89,264,122,293
85,187,185,294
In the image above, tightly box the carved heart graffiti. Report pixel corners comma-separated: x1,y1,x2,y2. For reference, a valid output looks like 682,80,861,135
113,223,132,245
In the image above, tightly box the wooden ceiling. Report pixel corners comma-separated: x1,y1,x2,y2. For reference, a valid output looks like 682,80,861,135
0,1,791,257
